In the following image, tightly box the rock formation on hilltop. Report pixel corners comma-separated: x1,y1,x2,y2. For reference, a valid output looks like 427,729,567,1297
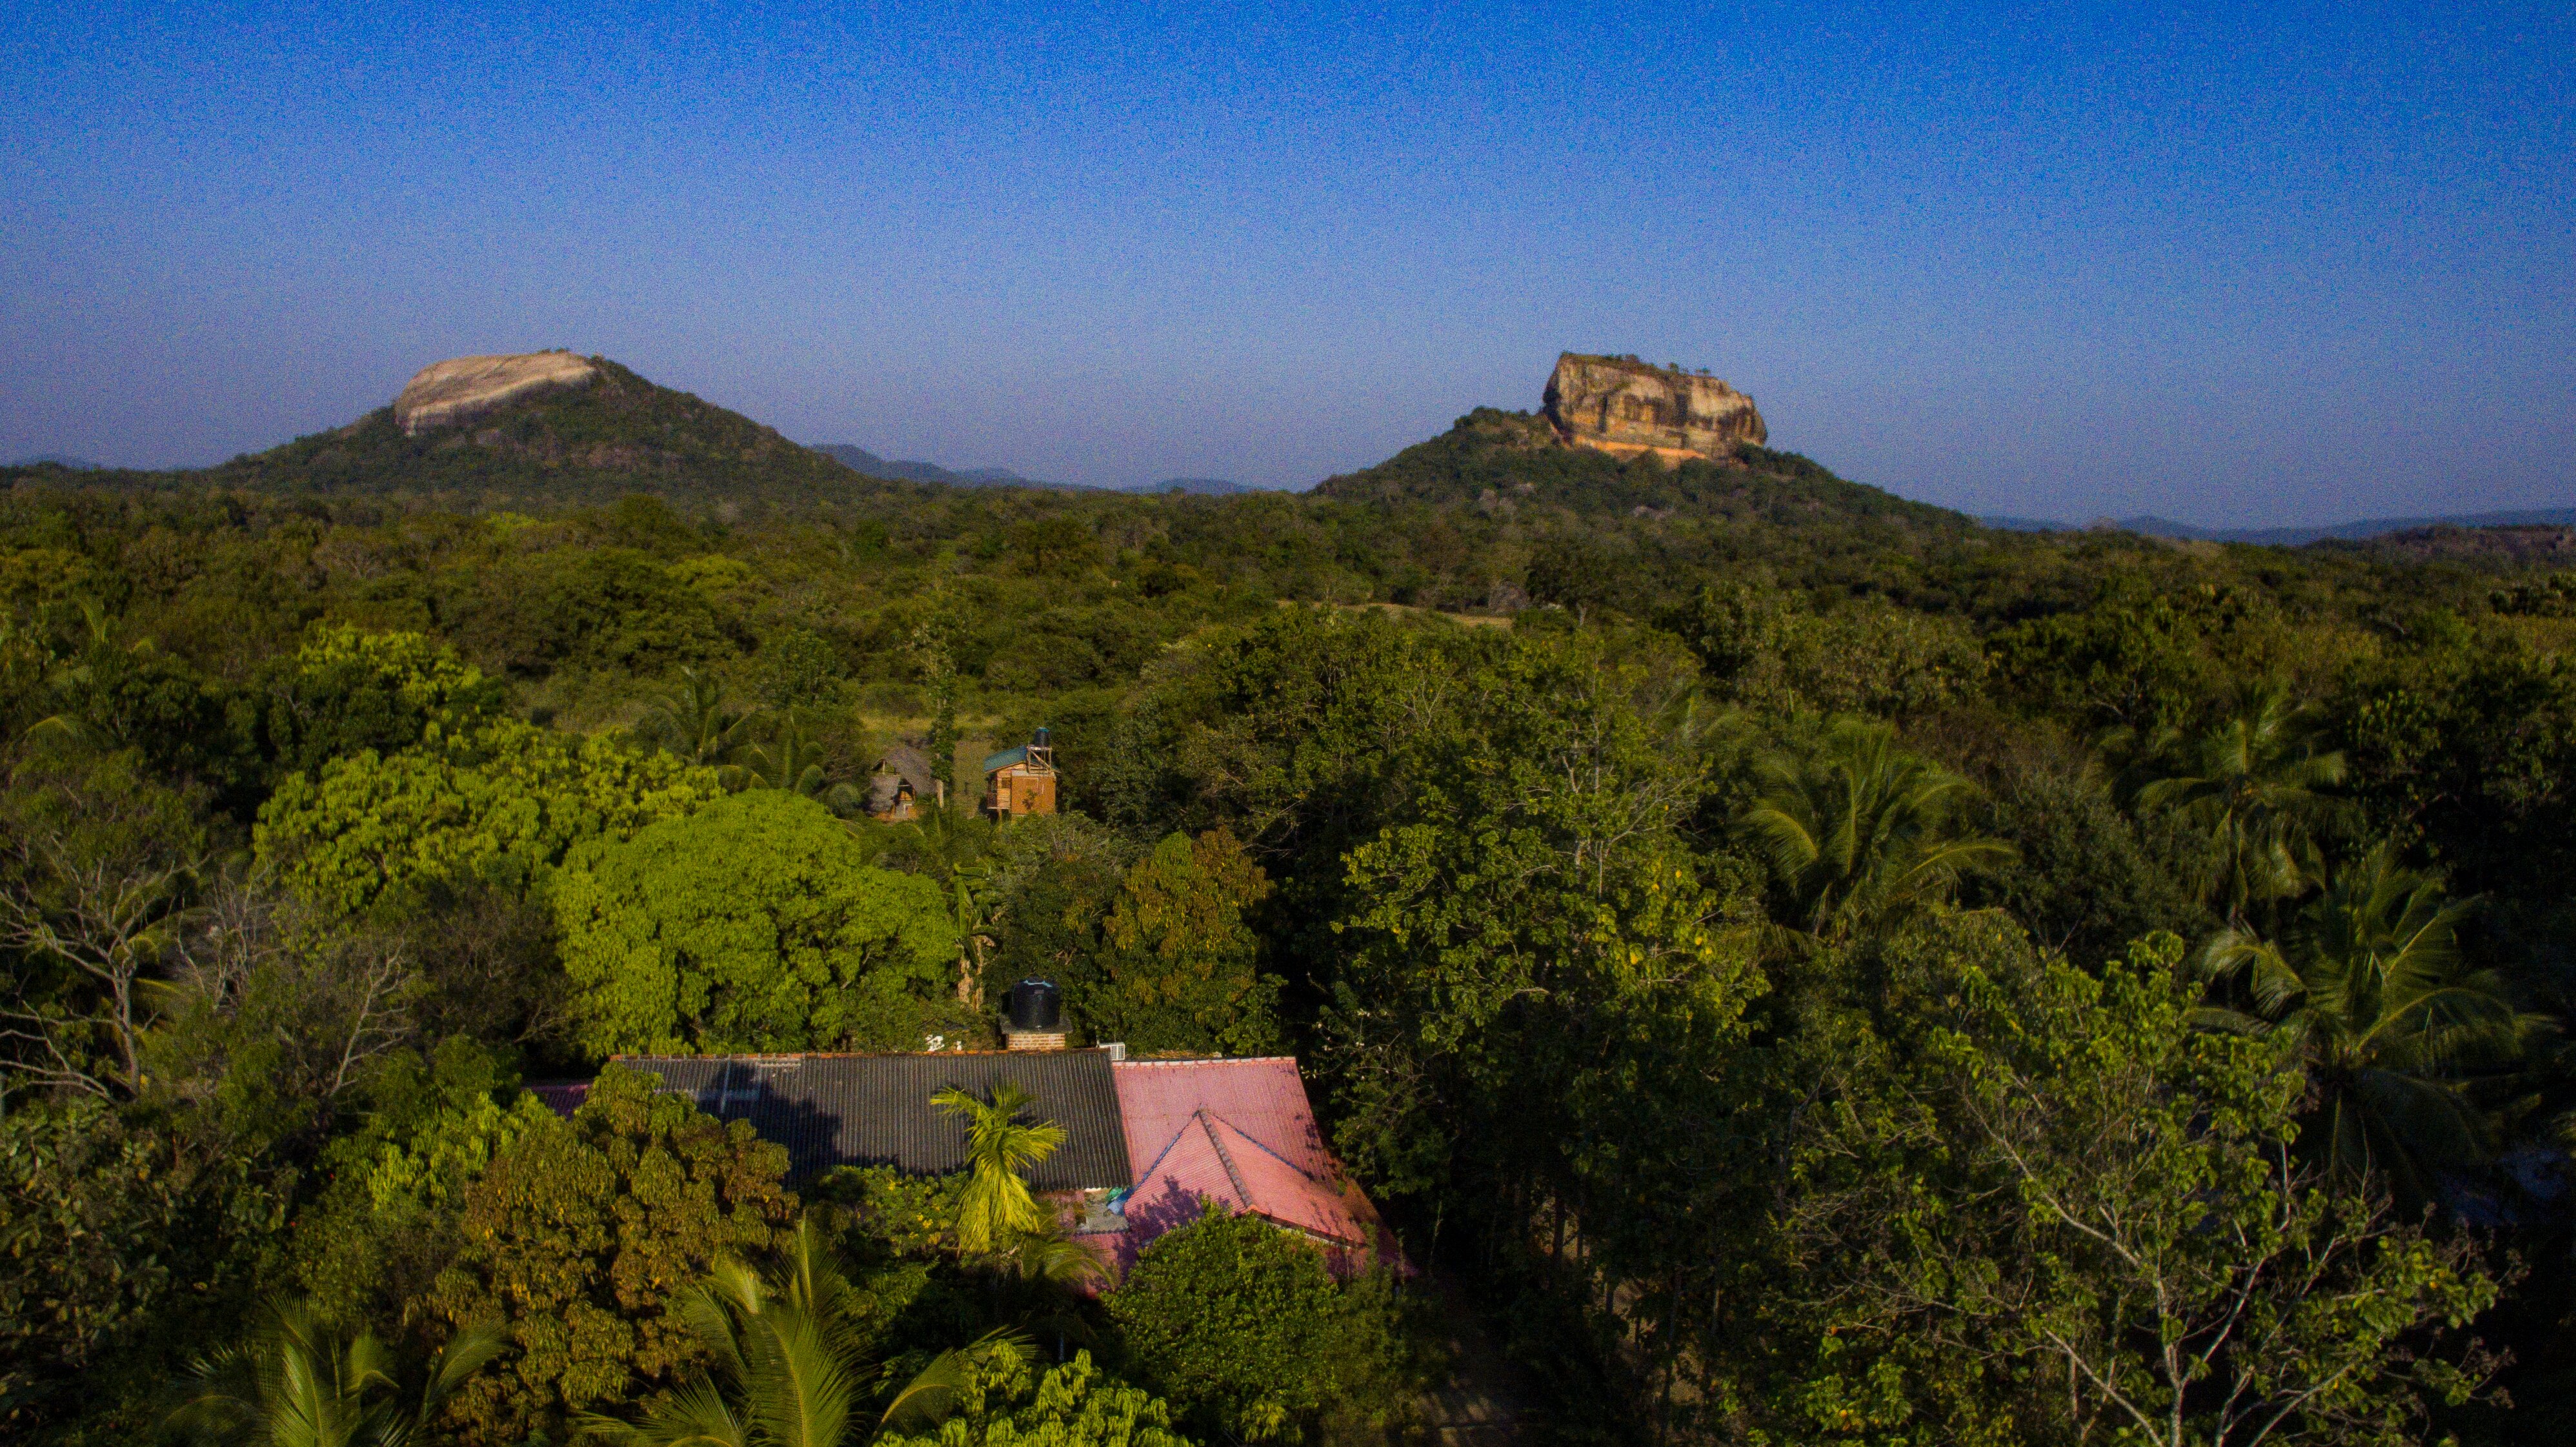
393,350,600,435
1542,352,1766,463
74,352,868,506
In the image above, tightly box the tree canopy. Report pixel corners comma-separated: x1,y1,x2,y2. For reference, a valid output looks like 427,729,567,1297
552,790,960,1055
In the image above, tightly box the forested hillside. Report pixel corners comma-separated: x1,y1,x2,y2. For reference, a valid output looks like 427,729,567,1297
32,358,869,509
6,379,2576,1444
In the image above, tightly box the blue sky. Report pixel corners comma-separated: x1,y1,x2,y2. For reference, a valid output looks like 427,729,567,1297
3,2,2568,524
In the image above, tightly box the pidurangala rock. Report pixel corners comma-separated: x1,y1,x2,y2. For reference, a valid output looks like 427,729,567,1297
1542,352,1766,462
392,350,599,436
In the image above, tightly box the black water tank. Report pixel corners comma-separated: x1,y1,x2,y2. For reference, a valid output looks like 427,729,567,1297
1007,978,1063,1033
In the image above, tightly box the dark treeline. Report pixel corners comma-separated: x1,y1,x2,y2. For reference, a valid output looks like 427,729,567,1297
6,425,2576,1445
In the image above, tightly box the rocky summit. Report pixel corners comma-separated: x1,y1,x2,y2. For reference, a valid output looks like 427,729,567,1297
392,350,600,435
1543,352,1766,462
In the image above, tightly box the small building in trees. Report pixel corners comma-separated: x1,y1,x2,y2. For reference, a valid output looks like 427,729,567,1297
981,727,1059,820
867,742,941,822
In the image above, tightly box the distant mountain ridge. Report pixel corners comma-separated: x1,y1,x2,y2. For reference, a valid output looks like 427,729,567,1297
813,444,1076,492
812,444,1260,496
1985,507,2576,545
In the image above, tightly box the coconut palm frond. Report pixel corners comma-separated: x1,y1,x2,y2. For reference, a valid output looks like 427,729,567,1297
2135,682,2347,923
879,1329,1036,1435
741,1306,860,1447
585,1220,881,1447
165,1300,498,1447
1004,1216,1107,1288
578,1379,747,1447
2189,1004,2280,1038
2197,844,2535,1209
2199,931,2307,1017
933,1083,1068,1253
1735,720,2009,949
643,669,757,769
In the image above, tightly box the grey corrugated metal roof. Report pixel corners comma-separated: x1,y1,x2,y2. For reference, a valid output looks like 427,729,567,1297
615,1051,1131,1191
981,744,1028,774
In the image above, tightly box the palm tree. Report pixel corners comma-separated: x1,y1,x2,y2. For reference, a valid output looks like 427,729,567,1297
2198,846,2540,1206
640,668,756,773
2137,681,2347,929
165,1299,501,1447
740,711,865,815
579,1219,1031,1446
1736,719,2013,950
22,598,137,747
931,1081,1067,1255
996,1213,1107,1290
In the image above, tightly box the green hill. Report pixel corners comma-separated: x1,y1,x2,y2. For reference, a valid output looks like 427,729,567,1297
1312,407,1970,532
25,358,885,509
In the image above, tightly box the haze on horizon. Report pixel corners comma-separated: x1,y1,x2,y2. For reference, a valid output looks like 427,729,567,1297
3,3,2569,528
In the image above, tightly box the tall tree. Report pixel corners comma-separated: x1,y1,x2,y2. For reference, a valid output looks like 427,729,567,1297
0,746,210,1098
2199,847,2539,1204
910,619,961,802
931,1081,1065,1255
1322,629,1765,1257
254,717,719,919
1107,1204,1416,1444
1089,829,1278,1054
638,667,756,772
1767,929,2502,1447
427,1067,798,1447
1736,718,2013,951
2138,681,2348,927
553,790,960,1055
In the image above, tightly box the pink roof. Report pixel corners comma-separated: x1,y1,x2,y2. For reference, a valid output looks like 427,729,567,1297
1110,1057,1394,1277
1114,1057,1335,1178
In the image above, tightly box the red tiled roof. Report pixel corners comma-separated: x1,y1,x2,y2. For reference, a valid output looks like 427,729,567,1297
1113,1057,1335,1177
1110,1057,1393,1275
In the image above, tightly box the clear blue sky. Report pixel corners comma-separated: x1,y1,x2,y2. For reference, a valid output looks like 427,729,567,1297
3,2,2568,524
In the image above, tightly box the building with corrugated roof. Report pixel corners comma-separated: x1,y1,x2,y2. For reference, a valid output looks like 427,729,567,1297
981,728,1058,820
598,1051,1130,1191
531,1047,1393,1278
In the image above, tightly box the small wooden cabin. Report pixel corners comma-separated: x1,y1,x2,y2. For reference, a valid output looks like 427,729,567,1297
982,728,1059,820
867,742,941,822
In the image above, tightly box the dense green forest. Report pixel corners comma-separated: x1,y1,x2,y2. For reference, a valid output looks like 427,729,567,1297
6,363,2576,1444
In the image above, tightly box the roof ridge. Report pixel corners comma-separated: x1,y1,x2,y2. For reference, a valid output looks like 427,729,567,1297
1198,1108,1254,1206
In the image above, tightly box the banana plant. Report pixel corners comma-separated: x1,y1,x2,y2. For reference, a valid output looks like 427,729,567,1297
947,862,1002,1008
